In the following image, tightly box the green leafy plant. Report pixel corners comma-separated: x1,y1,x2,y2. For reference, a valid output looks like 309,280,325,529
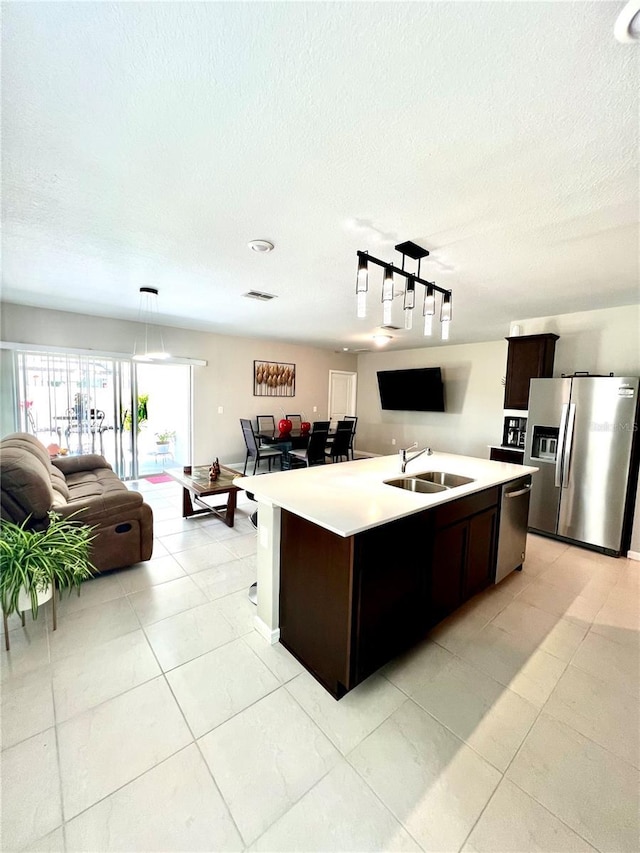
123,393,149,433
0,511,96,619
155,429,175,443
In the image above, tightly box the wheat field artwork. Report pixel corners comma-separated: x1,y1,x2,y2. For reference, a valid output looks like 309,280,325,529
253,361,296,397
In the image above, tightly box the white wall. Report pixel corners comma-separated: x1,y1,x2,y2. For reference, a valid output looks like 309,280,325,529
355,340,508,458
0,303,357,463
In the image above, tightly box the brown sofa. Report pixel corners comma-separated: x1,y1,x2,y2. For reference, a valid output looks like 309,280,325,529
0,433,153,572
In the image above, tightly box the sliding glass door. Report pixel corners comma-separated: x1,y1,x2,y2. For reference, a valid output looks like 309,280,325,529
14,351,192,480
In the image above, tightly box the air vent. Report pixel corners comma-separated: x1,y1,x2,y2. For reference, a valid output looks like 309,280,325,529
380,324,401,331
244,290,277,302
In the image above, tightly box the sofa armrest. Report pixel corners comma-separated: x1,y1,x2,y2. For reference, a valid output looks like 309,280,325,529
52,455,113,475
57,491,145,527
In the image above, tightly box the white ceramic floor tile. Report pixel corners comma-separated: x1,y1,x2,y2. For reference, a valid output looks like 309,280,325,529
243,632,305,683
144,600,238,670
65,745,242,852
127,575,208,625
1,624,50,682
0,729,61,851
286,669,406,755
1,664,54,749
507,714,640,852
212,588,257,635
58,676,191,819
544,664,640,767
590,593,640,647
200,687,340,844
191,557,256,601
490,599,588,662
525,535,570,564
464,778,597,852
55,572,124,617
221,531,257,558
47,596,139,662
516,579,605,624
20,826,65,852
571,630,640,699
539,553,621,595
250,760,421,852
350,700,500,852
456,623,567,706
384,640,538,771
172,540,237,574
158,528,214,554
428,603,491,655
52,629,160,722
116,555,186,594
167,637,279,737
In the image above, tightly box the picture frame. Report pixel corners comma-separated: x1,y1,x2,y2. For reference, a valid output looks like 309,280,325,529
253,361,295,397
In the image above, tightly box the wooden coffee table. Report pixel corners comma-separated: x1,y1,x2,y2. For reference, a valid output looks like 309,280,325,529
165,466,240,527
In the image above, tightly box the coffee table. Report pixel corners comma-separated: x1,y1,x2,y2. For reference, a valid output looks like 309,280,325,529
165,466,240,527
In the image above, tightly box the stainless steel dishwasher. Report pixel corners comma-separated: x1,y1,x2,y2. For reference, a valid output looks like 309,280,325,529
495,475,532,583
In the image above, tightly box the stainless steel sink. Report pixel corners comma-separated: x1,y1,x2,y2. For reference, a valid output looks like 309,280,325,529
384,477,449,493
413,471,475,488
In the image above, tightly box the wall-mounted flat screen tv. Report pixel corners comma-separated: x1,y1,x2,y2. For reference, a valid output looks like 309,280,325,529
376,367,445,412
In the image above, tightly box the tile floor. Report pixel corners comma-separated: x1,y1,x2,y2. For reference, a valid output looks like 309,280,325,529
1,476,639,852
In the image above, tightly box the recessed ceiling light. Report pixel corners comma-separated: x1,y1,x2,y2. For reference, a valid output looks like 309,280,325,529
372,334,392,347
248,240,274,253
614,0,640,42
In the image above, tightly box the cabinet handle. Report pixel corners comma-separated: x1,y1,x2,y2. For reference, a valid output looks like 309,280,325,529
505,485,532,498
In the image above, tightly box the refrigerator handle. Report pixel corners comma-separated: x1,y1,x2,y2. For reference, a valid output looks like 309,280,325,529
561,403,576,489
554,403,569,488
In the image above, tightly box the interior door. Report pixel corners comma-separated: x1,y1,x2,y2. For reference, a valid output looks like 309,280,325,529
328,370,357,424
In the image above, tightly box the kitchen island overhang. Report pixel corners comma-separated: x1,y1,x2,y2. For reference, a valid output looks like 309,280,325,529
234,452,538,698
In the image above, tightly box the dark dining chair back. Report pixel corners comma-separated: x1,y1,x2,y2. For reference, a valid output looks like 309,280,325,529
326,420,352,463
240,418,283,475
289,422,330,467
344,415,358,459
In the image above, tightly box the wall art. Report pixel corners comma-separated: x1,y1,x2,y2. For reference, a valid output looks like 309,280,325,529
254,361,295,397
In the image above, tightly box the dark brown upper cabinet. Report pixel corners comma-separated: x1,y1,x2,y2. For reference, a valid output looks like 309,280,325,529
504,333,559,410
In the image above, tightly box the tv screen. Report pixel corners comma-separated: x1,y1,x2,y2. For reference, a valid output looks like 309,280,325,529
376,367,445,412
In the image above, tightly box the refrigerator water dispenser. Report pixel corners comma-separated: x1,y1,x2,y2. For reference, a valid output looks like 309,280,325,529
531,426,559,461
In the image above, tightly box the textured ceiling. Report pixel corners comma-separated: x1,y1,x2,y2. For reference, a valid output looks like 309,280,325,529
2,2,638,351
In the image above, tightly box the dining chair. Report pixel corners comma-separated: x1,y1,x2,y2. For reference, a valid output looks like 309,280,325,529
285,414,302,432
325,420,352,463
289,422,330,467
256,415,276,438
344,415,358,459
240,419,283,475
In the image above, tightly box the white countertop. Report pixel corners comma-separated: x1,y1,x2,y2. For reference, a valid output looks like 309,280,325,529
234,452,538,538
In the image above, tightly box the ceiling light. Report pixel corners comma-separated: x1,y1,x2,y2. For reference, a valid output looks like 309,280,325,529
355,241,453,342
133,287,171,362
372,334,392,347
248,239,274,253
614,0,640,42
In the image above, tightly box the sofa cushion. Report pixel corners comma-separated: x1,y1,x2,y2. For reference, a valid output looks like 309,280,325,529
0,444,55,523
65,468,128,501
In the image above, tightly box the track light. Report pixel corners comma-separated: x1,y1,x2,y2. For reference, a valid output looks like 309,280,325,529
355,241,453,341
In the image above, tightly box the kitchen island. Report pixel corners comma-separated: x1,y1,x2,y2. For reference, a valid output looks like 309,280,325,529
235,452,537,699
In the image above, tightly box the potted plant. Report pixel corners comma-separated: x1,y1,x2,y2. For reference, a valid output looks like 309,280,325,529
155,429,175,449
123,393,149,433
0,510,96,650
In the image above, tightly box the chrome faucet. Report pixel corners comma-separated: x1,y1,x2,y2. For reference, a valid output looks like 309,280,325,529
400,442,433,474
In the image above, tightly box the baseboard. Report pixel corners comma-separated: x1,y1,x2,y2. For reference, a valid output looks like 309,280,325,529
254,615,280,644
627,549,640,562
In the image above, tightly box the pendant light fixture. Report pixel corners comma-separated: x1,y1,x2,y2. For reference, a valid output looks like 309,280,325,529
133,287,171,361
355,241,453,340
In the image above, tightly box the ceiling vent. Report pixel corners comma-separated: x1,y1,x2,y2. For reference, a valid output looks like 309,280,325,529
380,324,401,331
244,290,277,302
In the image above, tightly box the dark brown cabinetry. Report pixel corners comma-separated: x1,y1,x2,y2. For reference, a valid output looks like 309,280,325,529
279,487,499,699
504,334,559,410
489,447,524,464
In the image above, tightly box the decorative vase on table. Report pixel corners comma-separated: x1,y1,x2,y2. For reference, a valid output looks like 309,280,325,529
278,418,292,439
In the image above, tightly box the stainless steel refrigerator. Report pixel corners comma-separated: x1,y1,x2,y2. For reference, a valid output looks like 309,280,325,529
524,376,639,556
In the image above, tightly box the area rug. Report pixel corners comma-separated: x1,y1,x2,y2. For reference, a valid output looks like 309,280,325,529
144,474,173,484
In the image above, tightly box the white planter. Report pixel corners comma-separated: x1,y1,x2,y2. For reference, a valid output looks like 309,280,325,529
18,585,53,613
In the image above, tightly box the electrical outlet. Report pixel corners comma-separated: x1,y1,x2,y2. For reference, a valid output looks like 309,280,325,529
217,406,223,414
391,438,396,446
